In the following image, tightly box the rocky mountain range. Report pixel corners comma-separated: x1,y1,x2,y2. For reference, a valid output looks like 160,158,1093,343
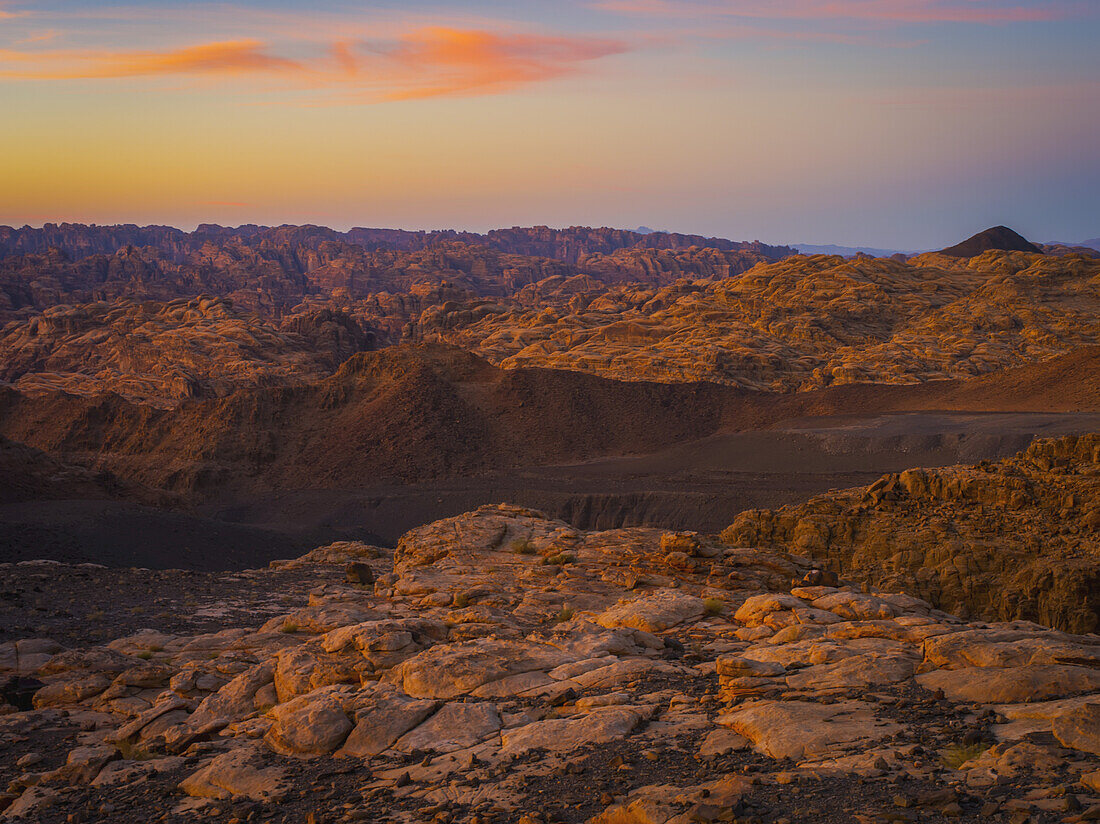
415,249,1100,391
1,221,1099,822
0,224,794,265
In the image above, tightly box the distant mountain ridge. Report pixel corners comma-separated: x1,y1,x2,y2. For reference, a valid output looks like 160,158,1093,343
1046,237,1100,252
793,243,920,258
0,223,795,266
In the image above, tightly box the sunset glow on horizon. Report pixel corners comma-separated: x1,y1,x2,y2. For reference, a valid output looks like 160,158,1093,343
2,0,1098,248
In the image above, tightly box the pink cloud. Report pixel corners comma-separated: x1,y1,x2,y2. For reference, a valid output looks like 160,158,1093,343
0,39,301,79
362,27,629,102
595,0,1086,24
684,22,924,45
0,27,629,101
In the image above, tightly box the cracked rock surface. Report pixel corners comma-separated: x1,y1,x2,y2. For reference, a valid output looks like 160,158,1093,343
1,505,1099,823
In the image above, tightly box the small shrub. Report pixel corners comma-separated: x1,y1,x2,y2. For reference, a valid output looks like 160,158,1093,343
940,743,989,769
115,739,154,762
148,644,164,652
555,605,575,623
86,609,105,621
452,592,470,609
542,552,575,566
511,538,537,555
703,598,724,616
135,651,153,660
280,622,299,634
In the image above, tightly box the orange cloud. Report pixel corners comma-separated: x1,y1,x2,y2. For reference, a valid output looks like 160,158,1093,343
0,39,301,80
0,27,628,102
366,27,629,101
595,0,1084,24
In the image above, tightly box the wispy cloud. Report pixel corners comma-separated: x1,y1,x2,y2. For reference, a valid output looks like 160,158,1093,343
684,22,924,45
355,27,628,102
15,30,60,45
0,26,629,101
0,2,29,21
594,0,1088,25
0,39,301,79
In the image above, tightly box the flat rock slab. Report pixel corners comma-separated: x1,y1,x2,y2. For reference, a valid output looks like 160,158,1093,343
337,693,440,758
392,701,501,754
597,589,706,633
784,652,916,690
388,639,569,699
179,745,290,802
1052,702,1100,756
717,699,901,761
502,706,651,755
916,665,1100,704
698,728,752,757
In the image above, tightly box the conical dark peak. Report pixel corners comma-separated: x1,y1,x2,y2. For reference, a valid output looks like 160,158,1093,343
939,226,1043,258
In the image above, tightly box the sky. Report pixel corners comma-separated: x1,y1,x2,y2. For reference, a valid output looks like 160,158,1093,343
1,0,1098,248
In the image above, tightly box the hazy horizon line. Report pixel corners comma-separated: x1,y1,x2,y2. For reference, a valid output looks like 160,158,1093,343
2,218,1095,252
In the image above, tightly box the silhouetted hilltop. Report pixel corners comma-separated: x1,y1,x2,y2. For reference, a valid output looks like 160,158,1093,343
939,225,1042,257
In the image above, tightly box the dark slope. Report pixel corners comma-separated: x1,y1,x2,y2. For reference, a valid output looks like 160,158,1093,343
0,435,123,504
3,344,1098,566
2,343,1097,502
0,344,741,498
939,225,1043,257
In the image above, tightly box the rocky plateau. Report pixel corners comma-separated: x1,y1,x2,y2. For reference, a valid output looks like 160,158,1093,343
2,504,1100,824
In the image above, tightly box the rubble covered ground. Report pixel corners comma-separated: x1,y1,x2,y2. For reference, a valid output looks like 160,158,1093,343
2,502,1099,824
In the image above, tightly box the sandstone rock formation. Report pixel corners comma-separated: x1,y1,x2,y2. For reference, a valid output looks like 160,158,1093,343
0,223,794,268
723,433,1100,633
0,297,374,407
416,251,1100,390
4,223,1097,407
0,225,790,325
1,504,1099,822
